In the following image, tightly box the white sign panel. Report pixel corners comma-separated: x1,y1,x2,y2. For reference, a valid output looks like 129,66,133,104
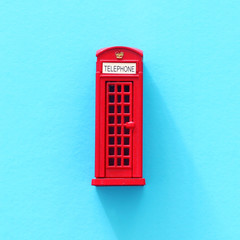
102,62,136,74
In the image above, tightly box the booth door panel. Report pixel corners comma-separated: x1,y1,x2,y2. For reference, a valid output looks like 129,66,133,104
105,82,133,178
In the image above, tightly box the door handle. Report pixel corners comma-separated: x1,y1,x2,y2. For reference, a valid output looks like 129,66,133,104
124,121,135,129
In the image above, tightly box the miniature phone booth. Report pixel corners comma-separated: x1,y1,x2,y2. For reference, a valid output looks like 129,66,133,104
92,46,145,186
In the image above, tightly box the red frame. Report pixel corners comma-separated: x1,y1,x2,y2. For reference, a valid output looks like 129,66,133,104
92,46,145,186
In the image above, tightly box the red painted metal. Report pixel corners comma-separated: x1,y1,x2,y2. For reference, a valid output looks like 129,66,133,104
92,46,145,186
92,178,145,186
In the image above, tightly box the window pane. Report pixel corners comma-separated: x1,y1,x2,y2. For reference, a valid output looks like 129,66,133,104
109,105,114,113
124,148,129,156
117,127,121,134
117,106,121,113
124,158,129,165
124,85,129,92
117,85,121,92
117,158,121,166
117,95,121,103
124,95,129,102
124,106,129,113
109,158,114,166
109,147,114,155
109,127,114,134
117,148,121,155
124,137,129,145
109,95,114,102
109,85,115,92
109,137,114,145
109,116,114,123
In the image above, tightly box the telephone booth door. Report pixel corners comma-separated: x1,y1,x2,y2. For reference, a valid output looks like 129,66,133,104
106,82,133,178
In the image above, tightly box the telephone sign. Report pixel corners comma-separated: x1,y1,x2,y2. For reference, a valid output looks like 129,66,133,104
102,62,136,74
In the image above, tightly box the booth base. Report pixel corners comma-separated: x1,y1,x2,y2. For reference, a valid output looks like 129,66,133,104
92,178,145,186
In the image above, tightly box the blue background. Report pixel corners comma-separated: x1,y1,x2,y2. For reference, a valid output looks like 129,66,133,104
1,1,240,239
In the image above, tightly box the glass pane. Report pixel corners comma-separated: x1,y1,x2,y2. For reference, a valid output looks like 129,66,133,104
109,158,114,166
117,158,121,166
117,127,121,134
109,127,114,134
117,116,121,123
124,116,129,123
109,85,115,92
109,116,114,123
124,106,129,113
109,105,114,113
124,127,129,134
109,137,114,145
109,147,114,155
124,137,129,145
117,106,121,113
117,148,121,155
117,85,121,92
124,158,129,165
124,95,129,102
109,95,114,102
124,85,129,92
117,95,121,102
124,148,129,156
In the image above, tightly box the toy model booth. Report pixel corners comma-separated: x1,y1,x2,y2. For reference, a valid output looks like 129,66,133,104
92,46,145,186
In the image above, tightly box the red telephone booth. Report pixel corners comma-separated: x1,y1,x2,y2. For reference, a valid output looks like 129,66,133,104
92,46,145,186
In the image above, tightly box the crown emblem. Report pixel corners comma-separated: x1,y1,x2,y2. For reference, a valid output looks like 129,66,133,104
115,51,124,59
